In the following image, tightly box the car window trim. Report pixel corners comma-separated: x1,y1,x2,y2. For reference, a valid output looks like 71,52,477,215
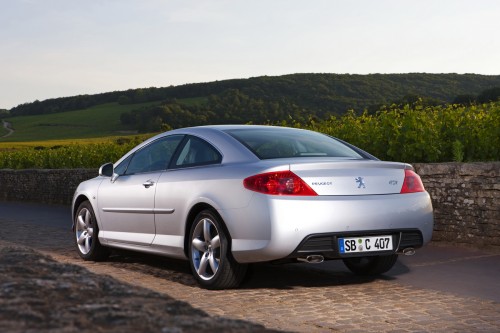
123,134,185,176
168,135,223,170
224,129,370,160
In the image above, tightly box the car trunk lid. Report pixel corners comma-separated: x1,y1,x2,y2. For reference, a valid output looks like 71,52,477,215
290,160,407,196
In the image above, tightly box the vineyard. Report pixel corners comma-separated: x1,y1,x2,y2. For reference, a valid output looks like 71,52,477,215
0,102,498,169
0,136,152,169
298,102,499,163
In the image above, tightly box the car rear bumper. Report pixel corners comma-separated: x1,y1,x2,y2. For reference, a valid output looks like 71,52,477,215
286,228,424,260
224,192,433,263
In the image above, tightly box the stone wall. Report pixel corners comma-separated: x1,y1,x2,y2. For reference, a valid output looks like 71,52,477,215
0,163,499,248
0,169,96,205
413,163,499,249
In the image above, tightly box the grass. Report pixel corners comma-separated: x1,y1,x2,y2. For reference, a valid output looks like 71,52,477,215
0,97,208,144
0,101,160,142
178,96,209,106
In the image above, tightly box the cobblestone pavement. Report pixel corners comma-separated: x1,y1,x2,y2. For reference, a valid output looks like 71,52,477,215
1,218,499,332
0,244,274,333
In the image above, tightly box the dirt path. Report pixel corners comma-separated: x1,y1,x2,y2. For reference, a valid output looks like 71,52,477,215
1,120,14,138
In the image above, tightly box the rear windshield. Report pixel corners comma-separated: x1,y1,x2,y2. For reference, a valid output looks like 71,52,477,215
225,128,364,160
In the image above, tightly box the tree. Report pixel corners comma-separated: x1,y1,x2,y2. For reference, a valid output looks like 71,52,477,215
477,87,500,103
452,94,476,105
117,95,131,105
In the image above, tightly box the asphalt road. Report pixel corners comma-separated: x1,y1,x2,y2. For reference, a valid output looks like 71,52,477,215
1,200,500,303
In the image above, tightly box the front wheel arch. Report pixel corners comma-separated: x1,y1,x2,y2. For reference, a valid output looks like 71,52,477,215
72,195,91,230
74,200,110,261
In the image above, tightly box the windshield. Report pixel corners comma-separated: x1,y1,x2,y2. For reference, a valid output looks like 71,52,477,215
225,127,364,160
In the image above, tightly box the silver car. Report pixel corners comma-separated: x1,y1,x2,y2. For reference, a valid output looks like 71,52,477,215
72,125,433,289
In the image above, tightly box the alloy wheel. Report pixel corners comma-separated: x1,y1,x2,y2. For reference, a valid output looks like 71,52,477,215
191,217,221,280
75,207,94,255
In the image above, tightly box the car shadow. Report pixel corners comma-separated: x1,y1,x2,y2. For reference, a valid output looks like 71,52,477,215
106,249,198,286
241,263,377,289
240,259,411,289
385,260,412,277
105,249,413,290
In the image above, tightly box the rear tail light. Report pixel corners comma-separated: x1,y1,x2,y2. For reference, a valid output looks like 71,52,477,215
400,170,425,194
244,171,318,196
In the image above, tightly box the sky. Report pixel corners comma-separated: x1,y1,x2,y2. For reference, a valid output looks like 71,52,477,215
1,0,499,110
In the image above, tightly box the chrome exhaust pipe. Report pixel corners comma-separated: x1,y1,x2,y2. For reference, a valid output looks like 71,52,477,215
402,248,416,256
297,255,324,264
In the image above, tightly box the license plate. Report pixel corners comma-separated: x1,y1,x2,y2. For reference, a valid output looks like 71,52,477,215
338,235,393,254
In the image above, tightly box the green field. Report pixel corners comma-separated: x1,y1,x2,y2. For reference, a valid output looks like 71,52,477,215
176,96,209,106
0,101,160,142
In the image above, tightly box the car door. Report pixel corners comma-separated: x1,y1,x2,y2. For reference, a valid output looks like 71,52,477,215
152,135,223,255
97,135,184,246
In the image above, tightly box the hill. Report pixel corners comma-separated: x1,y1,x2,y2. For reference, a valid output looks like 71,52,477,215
1,102,158,142
3,73,500,139
9,73,500,116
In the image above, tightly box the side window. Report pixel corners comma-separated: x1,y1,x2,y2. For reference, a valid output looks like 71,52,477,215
125,135,184,175
114,154,132,175
173,136,222,168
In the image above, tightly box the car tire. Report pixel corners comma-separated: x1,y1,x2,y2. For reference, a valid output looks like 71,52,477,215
342,254,398,276
188,209,247,289
74,200,110,261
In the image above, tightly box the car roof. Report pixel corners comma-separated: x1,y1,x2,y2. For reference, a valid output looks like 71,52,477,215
170,124,302,133
138,125,265,164
115,125,376,168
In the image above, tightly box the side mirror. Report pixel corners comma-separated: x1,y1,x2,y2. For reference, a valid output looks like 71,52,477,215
99,163,114,177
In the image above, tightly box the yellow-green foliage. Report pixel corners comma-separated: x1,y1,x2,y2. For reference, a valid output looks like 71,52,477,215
0,135,153,169
289,102,499,163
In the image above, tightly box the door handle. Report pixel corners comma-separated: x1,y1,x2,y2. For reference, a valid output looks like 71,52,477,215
142,180,155,188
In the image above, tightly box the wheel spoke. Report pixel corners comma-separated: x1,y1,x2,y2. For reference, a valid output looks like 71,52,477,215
198,254,209,276
209,254,218,273
77,232,87,245
85,210,91,225
203,219,211,242
82,209,90,226
211,235,220,249
84,236,91,253
77,215,86,230
192,238,206,252
87,227,94,237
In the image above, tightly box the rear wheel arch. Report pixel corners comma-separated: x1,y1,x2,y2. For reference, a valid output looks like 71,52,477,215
187,207,247,289
184,203,233,258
